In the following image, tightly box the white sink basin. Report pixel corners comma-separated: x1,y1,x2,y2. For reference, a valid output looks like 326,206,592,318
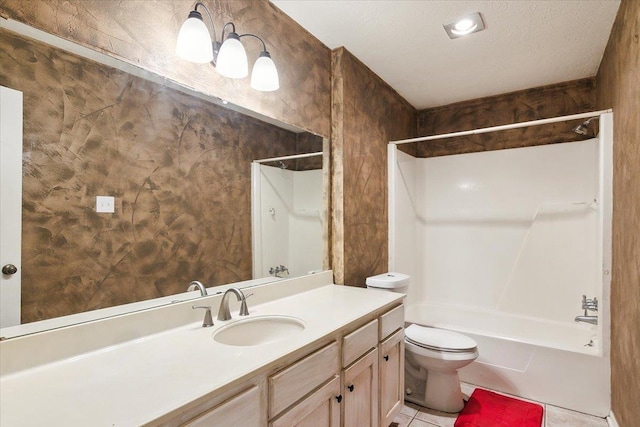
213,315,306,346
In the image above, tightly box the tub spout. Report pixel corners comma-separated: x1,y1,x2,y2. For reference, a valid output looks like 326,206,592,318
574,315,598,325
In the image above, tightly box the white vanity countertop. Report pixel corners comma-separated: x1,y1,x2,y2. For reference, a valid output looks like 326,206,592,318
0,285,402,426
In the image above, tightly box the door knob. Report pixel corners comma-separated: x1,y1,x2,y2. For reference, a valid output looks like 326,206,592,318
2,264,17,275
347,384,355,392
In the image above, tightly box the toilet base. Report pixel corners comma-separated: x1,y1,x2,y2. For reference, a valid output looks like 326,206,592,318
423,370,464,413
405,357,465,413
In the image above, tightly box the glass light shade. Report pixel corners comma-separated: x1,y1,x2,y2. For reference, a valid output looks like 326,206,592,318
176,12,214,63
216,33,248,78
251,52,279,91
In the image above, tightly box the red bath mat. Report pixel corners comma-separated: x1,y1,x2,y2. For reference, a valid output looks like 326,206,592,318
454,389,543,427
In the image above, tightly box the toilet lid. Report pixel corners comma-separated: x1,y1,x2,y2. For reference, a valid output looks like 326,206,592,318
405,324,477,352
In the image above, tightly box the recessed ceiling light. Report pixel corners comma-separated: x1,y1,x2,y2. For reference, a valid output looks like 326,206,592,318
444,12,485,39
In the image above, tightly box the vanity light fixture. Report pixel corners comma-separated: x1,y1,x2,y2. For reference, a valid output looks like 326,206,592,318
443,12,485,39
176,1,280,91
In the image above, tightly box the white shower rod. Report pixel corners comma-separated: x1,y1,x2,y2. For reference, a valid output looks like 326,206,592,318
253,151,323,163
389,109,613,145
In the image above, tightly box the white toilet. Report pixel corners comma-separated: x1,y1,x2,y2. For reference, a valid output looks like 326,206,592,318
366,272,479,413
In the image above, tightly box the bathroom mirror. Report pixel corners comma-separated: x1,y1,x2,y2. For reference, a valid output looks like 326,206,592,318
0,20,329,337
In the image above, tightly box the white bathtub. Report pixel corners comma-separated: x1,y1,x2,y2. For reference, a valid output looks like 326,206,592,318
406,303,611,417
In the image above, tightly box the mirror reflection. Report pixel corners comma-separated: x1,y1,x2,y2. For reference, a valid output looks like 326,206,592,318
0,22,326,335
252,152,323,279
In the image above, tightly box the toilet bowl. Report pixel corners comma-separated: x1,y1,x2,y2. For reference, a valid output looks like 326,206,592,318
404,324,478,412
365,272,479,413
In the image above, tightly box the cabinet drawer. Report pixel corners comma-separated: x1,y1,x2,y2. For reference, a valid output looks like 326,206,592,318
269,341,339,419
379,304,404,341
183,385,262,427
342,319,378,367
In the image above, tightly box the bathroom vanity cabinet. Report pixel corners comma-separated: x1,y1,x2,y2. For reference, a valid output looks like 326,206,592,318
177,304,404,427
1,279,405,427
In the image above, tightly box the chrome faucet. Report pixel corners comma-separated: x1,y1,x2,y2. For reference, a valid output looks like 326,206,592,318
187,280,207,297
575,294,598,325
192,305,214,327
217,288,250,321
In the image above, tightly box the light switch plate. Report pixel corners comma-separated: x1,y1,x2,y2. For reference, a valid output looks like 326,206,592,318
96,196,115,213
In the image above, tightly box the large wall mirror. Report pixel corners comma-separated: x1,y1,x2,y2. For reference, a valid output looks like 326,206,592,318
0,19,329,338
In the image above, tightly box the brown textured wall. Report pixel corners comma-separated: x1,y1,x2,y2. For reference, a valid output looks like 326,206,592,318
416,78,597,157
596,0,640,424
0,0,331,137
331,48,416,286
0,29,302,323
294,132,324,171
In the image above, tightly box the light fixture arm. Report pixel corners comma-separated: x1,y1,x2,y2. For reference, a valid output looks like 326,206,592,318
221,22,236,42
192,2,221,65
239,33,268,53
193,2,218,44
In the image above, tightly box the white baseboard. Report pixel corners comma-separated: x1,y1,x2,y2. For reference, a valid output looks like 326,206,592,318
606,411,619,427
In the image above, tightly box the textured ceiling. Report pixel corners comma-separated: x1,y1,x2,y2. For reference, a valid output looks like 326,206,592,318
271,0,621,109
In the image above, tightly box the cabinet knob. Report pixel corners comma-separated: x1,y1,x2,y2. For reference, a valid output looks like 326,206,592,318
347,384,355,392
335,395,343,403
383,355,389,361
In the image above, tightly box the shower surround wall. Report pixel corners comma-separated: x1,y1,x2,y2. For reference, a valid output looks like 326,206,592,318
416,140,601,322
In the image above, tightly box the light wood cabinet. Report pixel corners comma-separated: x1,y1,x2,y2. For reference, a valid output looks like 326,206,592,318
379,329,405,427
343,349,379,427
183,385,265,427
269,342,339,419
270,376,341,427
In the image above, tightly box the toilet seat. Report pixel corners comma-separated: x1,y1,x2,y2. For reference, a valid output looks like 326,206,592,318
405,324,477,353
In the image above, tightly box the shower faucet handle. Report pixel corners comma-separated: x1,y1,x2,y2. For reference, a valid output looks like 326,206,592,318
581,295,598,312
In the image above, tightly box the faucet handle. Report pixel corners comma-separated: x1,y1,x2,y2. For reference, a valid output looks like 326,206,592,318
192,305,214,327
240,293,254,316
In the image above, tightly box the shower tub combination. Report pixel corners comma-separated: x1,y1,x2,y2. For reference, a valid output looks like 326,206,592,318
406,303,609,416
389,112,613,417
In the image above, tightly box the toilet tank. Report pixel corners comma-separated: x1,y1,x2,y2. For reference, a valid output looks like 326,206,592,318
365,272,410,293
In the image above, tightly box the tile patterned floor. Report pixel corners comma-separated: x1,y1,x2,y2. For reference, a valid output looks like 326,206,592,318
391,383,609,427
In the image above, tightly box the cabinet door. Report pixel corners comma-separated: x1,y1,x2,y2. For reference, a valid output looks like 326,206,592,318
270,376,341,427
379,329,404,427
343,348,379,427
183,385,264,427
269,342,340,419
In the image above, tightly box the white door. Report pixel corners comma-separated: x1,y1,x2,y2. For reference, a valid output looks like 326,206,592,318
0,86,23,328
